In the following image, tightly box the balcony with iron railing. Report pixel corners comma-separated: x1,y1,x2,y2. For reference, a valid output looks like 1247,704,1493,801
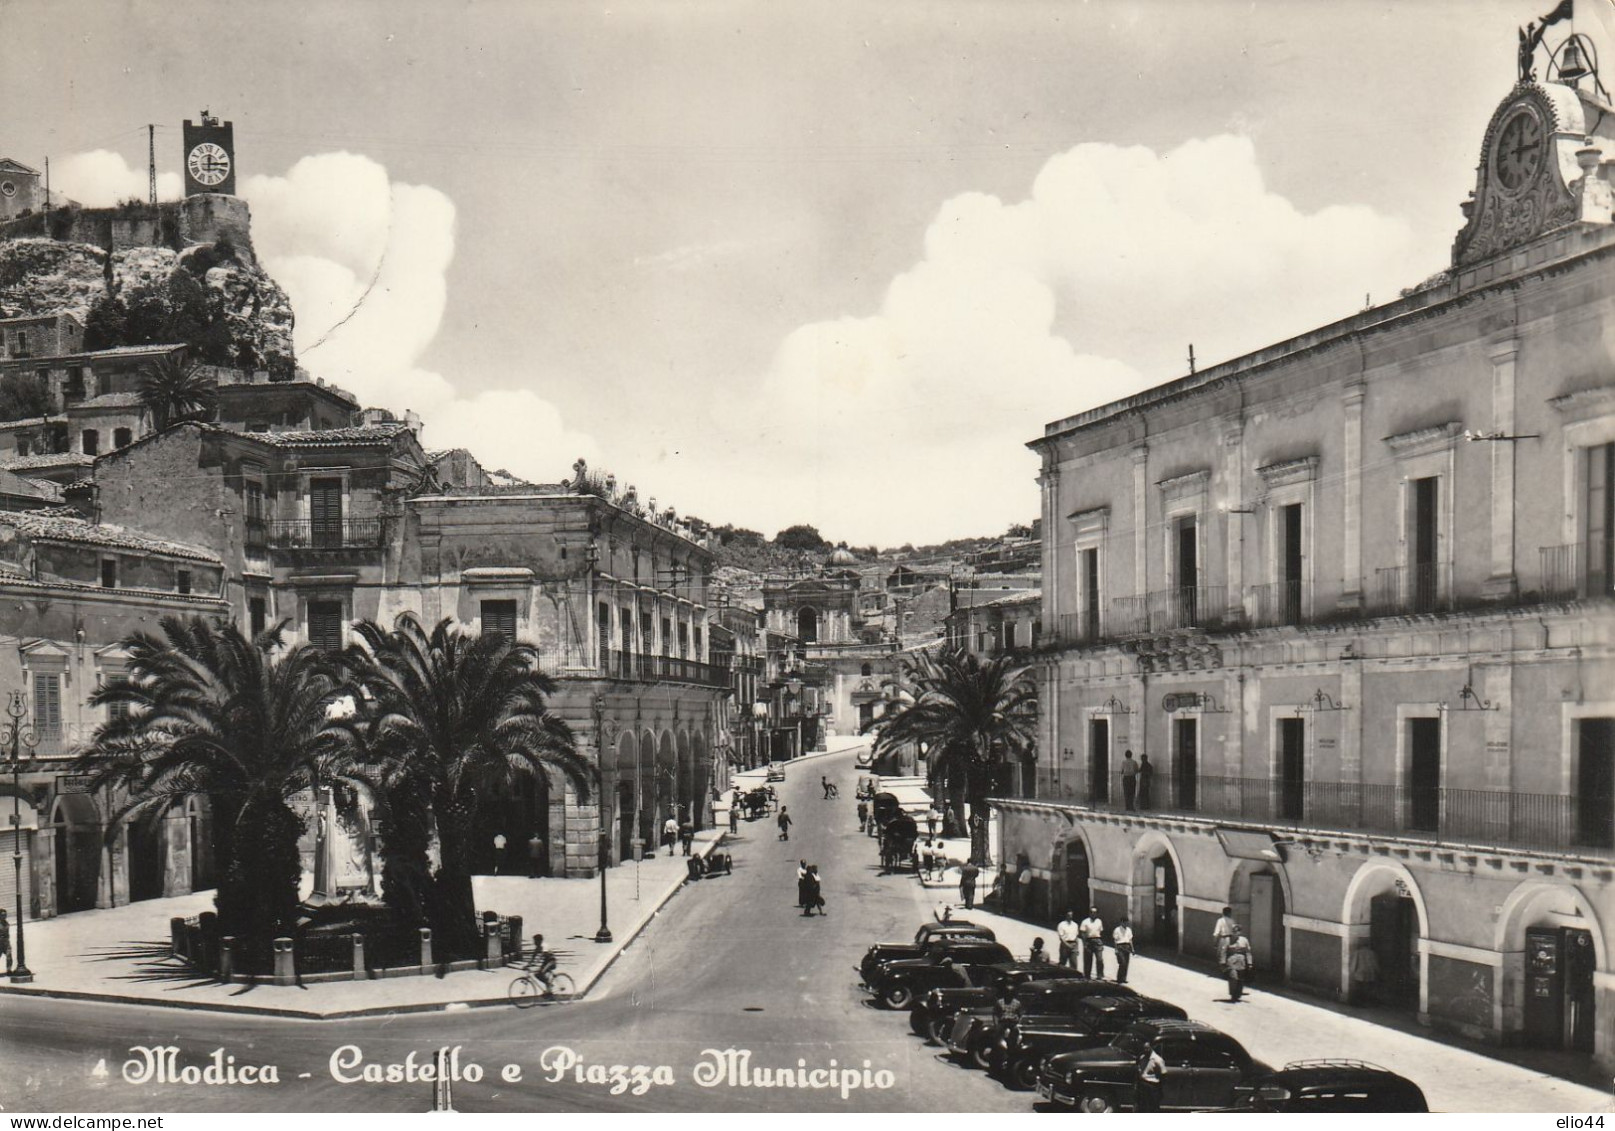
243,516,268,554
1250,579,1307,628
1368,563,1444,616
268,517,387,550
1540,542,1613,602
1037,770,1613,856
597,647,729,688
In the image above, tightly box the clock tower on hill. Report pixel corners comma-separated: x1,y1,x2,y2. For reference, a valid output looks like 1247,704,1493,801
182,111,236,197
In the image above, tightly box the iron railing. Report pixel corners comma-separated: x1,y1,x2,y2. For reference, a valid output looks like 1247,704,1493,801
598,648,729,688
1369,563,1444,616
1251,580,1307,627
1042,770,1612,855
1540,542,1613,602
268,518,386,550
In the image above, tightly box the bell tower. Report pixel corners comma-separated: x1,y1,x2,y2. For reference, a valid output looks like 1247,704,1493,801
182,111,236,196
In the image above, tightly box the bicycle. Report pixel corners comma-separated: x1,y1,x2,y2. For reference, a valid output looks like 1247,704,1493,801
507,953,575,1007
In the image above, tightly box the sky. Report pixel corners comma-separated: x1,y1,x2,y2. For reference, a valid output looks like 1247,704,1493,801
1,0,1606,546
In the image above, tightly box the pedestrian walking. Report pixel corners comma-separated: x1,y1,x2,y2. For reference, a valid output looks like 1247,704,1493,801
0,908,10,974
1225,928,1252,1001
796,860,810,909
777,806,792,841
822,775,831,799
920,839,936,880
958,859,979,910
1137,754,1154,809
679,815,694,856
1213,906,1238,966
1121,750,1139,811
527,831,545,878
1028,937,1049,964
856,798,869,832
1079,907,1107,979
1112,915,1134,984
493,832,508,874
926,806,941,839
1056,909,1081,969
663,815,679,857
802,866,825,917
728,801,739,834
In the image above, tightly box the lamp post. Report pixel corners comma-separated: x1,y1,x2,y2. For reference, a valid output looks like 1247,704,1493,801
590,696,613,944
3,689,39,982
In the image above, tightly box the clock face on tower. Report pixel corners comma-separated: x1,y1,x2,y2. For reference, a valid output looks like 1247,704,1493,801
187,142,232,188
1493,105,1545,193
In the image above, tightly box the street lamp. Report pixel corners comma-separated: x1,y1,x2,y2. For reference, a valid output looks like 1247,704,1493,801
590,696,613,944
3,689,39,983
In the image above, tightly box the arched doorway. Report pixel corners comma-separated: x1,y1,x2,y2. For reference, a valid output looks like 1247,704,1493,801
50,795,100,913
470,772,549,876
616,734,638,862
1150,854,1179,948
186,796,213,891
797,607,818,643
1343,863,1428,1014
1496,882,1604,1056
638,732,656,855
1060,839,1091,920
1228,860,1288,973
127,817,165,902
1131,832,1183,949
676,731,693,824
657,732,676,832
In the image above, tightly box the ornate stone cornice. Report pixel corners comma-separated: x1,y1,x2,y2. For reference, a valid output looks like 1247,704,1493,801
1256,455,1319,488
1383,421,1463,457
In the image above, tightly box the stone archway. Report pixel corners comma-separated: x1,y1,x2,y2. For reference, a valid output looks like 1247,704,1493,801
1342,861,1430,1016
615,733,638,862
1494,881,1607,1059
637,731,657,856
1050,828,1095,926
1227,858,1291,974
49,793,100,914
657,732,677,840
1129,830,1185,950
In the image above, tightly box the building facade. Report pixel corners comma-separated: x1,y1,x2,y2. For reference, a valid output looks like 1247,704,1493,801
1002,65,1615,1071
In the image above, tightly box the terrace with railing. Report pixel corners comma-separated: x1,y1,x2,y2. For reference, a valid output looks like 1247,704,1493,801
598,648,730,688
267,517,387,550
1035,770,1614,857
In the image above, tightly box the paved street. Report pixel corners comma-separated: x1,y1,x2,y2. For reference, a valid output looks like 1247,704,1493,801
1,750,1610,1113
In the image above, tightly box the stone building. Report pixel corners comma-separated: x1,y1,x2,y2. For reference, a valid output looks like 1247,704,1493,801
1000,53,1615,1070
0,510,229,919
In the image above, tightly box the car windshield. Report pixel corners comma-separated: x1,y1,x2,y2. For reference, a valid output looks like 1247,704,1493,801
1111,1030,1150,1057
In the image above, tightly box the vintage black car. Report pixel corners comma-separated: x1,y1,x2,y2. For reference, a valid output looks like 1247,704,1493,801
1036,1018,1270,1112
858,921,995,984
864,940,1016,1010
996,994,1186,1090
947,978,1138,1070
909,962,1086,1043
1232,1061,1429,1112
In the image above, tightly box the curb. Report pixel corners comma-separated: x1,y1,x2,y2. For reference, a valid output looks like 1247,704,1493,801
0,832,728,1022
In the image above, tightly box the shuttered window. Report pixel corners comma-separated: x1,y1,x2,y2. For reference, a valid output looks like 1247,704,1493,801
308,601,344,652
481,600,518,642
32,672,61,736
310,478,343,548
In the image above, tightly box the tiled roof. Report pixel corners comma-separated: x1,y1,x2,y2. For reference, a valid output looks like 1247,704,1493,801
3,511,221,562
255,423,413,447
0,468,60,500
0,415,68,431
0,452,95,471
984,589,1042,607
72,392,146,410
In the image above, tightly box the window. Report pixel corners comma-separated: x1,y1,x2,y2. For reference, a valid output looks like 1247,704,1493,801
16,438,28,457
100,558,117,589
81,429,98,456
1173,516,1199,627
1410,477,1439,612
639,610,652,653
677,622,689,658
113,427,131,449
1082,547,1100,640
32,672,61,736
249,597,267,639
14,330,27,357
176,569,191,595
661,617,673,657
1407,717,1441,831
597,602,612,652
309,477,343,548
693,627,702,659
307,600,344,652
108,696,130,723
1278,503,1303,624
1585,442,1613,596
481,599,518,642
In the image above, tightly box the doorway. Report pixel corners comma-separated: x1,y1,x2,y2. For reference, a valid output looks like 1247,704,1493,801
796,607,819,643
127,819,164,902
1577,719,1613,848
617,782,634,862
1089,718,1110,804
470,773,549,876
1151,853,1179,948
1279,718,1305,821
1408,717,1441,832
1174,717,1198,811
1369,891,1419,1009
1062,840,1090,920
1248,871,1286,972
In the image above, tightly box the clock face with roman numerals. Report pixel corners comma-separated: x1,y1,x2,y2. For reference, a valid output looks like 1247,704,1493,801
187,142,231,187
1493,106,1545,193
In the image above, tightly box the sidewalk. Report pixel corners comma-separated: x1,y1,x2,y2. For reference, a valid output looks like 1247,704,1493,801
908,875,1612,1113
0,829,727,1020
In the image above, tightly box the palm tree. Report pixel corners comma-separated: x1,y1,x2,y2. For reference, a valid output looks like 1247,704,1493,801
868,648,1037,865
78,617,359,946
137,353,216,430
344,613,589,955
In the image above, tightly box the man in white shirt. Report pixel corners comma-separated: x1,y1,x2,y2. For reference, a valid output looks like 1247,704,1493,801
1078,907,1106,979
1055,910,1082,969
1112,915,1135,984
663,815,679,857
1213,906,1238,966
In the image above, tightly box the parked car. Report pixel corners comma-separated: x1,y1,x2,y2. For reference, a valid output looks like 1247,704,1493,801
909,962,1086,1044
1233,1061,1429,1112
858,921,995,984
996,994,1186,1090
947,978,1138,1070
1036,1018,1270,1113
865,940,1016,1010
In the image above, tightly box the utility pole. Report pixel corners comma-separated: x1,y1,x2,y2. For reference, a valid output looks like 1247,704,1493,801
42,158,49,228
1188,343,1196,375
148,125,156,204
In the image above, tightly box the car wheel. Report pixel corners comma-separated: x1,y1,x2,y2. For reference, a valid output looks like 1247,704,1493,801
926,1015,950,1045
909,1008,929,1036
883,984,913,1010
970,1039,994,1071
1079,1091,1116,1113
1007,1056,1039,1091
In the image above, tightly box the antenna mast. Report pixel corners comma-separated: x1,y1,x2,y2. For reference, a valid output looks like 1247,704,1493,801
148,124,156,204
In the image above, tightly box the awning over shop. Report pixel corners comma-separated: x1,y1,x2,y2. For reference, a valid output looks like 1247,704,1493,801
1215,827,1282,862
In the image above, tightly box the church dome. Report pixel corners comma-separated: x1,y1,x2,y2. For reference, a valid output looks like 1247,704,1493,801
829,545,857,565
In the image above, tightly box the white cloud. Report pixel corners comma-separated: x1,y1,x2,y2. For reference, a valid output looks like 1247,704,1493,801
239,153,598,476
52,150,182,207
685,133,1419,545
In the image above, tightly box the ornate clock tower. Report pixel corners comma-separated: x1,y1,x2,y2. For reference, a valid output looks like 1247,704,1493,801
1452,22,1613,269
182,111,236,197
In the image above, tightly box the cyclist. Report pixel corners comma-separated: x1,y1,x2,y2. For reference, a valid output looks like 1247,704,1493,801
527,933,558,989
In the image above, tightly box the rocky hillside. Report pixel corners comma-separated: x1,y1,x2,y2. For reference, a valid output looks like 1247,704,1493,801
0,236,295,375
